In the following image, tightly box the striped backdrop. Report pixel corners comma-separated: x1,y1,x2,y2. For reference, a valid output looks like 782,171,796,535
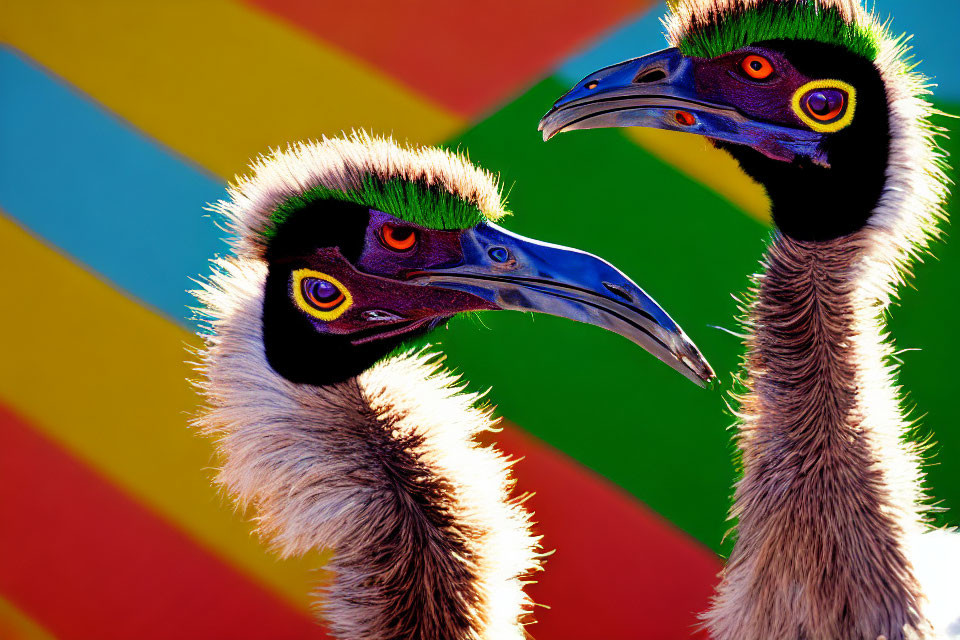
1,2,957,638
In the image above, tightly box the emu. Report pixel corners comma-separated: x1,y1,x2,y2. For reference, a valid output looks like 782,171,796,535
192,133,713,639
541,0,958,637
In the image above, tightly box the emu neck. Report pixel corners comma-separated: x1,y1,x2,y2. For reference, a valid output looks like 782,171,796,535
200,343,537,639
706,233,930,640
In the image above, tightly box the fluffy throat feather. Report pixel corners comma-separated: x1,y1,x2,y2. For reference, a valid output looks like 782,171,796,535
705,233,932,640
192,257,539,640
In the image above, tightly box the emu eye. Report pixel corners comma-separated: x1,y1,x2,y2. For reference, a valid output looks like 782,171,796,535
803,89,845,122
741,55,774,80
304,278,345,310
291,269,353,321
381,223,417,251
792,81,855,132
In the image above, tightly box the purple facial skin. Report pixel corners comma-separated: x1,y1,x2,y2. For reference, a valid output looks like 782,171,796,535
691,47,814,127
291,213,497,341
355,210,466,278
539,46,854,167
279,208,715,385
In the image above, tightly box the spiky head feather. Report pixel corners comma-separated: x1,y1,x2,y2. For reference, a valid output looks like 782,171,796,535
665,0,880,60
211,131,509,258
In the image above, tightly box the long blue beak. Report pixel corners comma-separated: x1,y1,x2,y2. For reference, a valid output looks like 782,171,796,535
538,48,828,166
409,221,715,386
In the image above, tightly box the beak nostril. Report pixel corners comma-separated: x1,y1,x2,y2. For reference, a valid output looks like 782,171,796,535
675,110,696,127
488,247,510,263
602,281,633,302
634,69,667,84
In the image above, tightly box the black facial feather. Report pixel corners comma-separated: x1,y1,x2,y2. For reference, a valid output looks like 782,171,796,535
261,199,438,386
717,40,890,241
262,268,441,386
264,198,370,264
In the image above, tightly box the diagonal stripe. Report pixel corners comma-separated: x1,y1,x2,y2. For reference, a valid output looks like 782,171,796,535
0,404,330,640
625,128,770,223
244,0,654,117
0,209,324,613
0,1,462,179
443,77,960,549
443,77,768,552
0,3,957,637
0,596,55,640
555,1,670,83
0,47,226,323
491,427,719,638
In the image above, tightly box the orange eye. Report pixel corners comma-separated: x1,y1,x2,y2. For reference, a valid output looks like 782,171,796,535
381,223,417,251
741,55,774,80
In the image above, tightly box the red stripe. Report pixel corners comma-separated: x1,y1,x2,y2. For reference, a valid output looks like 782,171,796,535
0,404,329,640
243,0,654,116
0,401,718,638
493,425,721,639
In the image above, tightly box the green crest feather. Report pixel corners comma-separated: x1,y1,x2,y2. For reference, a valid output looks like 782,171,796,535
675,1,880,60
262,174,493,242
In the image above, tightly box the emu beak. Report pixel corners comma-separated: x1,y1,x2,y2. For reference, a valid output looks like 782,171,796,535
408,221,715,387
538,47,829,167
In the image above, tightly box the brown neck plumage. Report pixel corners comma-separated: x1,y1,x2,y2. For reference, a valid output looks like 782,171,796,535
200,352,540,640
704,232,933,640
194,260,538,640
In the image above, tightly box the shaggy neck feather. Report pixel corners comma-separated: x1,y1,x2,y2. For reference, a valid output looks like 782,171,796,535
705,232,932,640
702,32,951,636
195,259,538,640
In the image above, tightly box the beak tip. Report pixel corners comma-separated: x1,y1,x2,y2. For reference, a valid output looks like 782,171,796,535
676,349,716,388
538,113,560,141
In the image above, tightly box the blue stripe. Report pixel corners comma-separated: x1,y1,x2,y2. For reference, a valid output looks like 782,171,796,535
878,0,960,101
555,3,670,87
0,46,226,324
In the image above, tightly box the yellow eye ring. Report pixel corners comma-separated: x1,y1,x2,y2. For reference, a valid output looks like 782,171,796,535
791,79,857,133
291,269,353,321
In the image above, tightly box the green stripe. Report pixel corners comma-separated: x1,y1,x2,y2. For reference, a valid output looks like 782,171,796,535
889,123,960,529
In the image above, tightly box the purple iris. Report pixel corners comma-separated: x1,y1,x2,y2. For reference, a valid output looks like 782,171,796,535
304,278,341,305
804,89,845,121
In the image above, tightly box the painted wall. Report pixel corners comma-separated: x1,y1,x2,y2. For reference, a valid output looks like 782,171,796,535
1,2,956,638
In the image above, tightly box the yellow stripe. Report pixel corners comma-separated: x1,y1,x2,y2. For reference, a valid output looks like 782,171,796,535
0,211,328,613
0,596,55,640
0,0,463,179
625,128,771,223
